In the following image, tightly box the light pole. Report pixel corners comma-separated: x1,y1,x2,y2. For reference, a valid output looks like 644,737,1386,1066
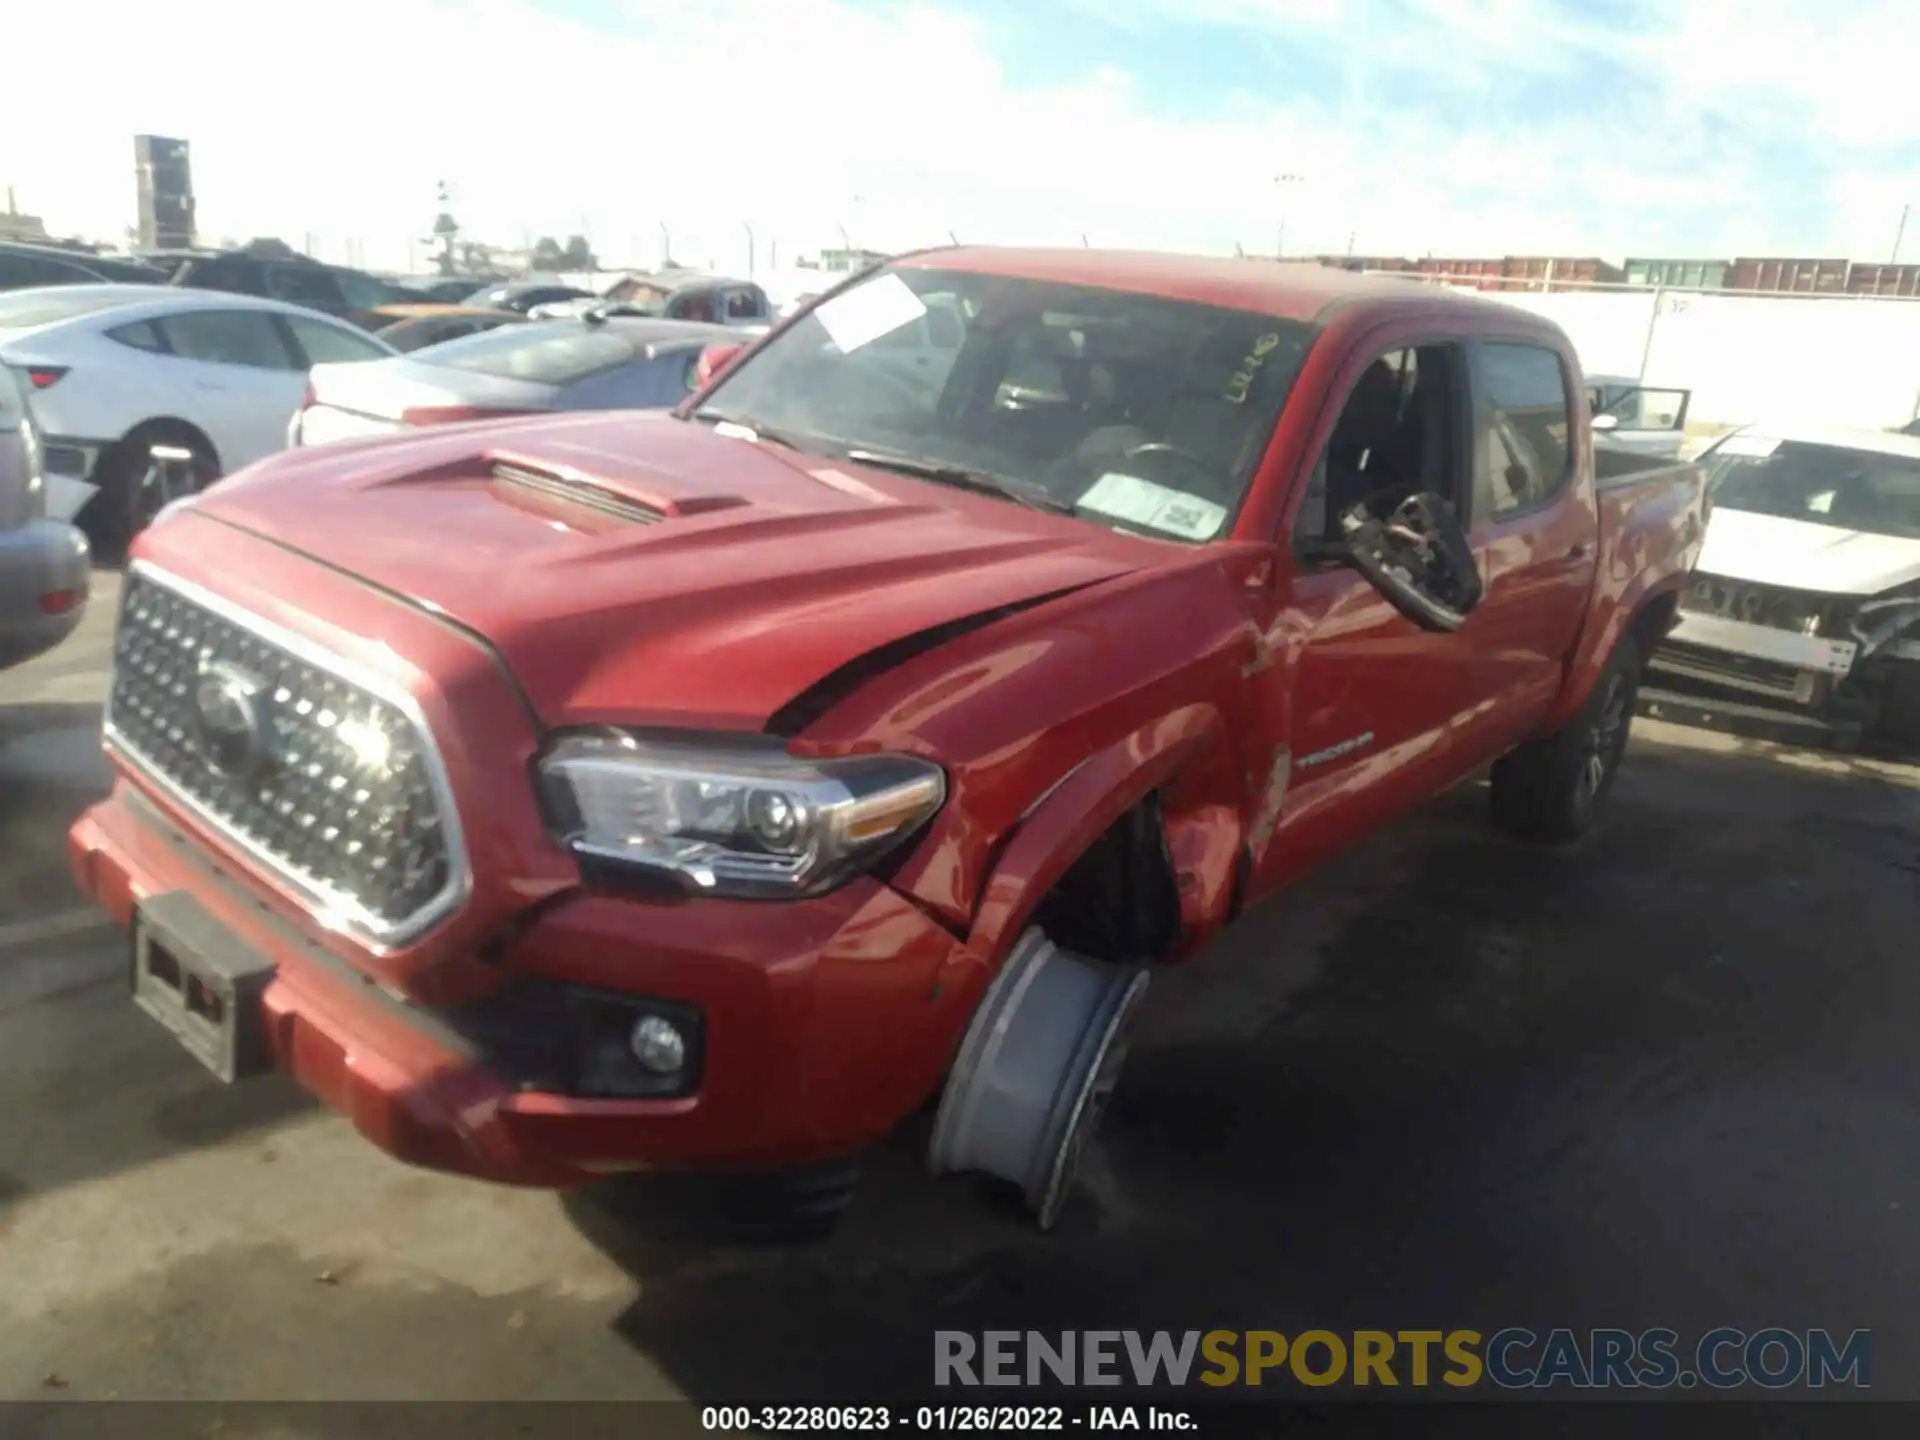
659,222,671,270
744,223,755,277
1894,203,1911,265
1273,173,1305,259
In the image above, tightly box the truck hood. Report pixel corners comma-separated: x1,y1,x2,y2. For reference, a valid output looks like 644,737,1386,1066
1697,508,1920,597
191,412,1153,730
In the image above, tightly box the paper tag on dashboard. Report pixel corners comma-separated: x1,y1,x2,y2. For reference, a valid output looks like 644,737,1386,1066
813,273,928,354
1078,472,1227,540
1716,432,1782,458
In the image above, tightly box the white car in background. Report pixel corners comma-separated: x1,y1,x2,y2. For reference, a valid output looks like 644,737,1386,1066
0,285,394,551
1646,422,1920,751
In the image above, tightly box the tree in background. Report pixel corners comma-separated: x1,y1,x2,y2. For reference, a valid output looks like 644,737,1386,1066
561,234,596,271
530,235,566,271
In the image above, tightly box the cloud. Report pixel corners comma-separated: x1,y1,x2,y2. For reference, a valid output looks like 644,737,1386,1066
0,0,1913,271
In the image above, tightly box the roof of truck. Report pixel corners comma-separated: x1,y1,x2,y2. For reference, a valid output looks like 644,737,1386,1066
897,246,1480,324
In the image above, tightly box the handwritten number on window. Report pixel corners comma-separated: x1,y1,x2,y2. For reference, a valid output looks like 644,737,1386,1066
1224,333,1284,404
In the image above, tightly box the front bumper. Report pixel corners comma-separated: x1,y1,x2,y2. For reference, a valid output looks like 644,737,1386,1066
36,435,110,526
71,781,987,1187
0,518,90,668
1647,610,1920,751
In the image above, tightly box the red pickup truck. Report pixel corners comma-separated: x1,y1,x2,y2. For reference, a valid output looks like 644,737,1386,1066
70,249,1707,1230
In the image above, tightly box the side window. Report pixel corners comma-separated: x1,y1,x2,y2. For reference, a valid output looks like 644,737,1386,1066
106,320,169,353
188,259,266,295
283,314,389,365
0,253,86,287
1480,343,1572,516
724,287,768,321
1296,344,1464,547
334,271,398,310
267,264,345,311
158,310,300,370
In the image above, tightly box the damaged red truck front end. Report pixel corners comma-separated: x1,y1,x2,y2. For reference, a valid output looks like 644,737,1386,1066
71,248,1704,1228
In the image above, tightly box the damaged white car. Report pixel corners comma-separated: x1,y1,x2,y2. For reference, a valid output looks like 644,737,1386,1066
1644,423,1920,752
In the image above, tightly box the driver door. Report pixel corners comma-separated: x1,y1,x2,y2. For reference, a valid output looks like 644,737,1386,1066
1244,336,1483,898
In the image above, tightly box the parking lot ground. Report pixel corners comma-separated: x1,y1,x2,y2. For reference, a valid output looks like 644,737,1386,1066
3,578,1919,1405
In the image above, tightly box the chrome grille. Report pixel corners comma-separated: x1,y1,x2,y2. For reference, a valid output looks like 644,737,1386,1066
105,568,463,942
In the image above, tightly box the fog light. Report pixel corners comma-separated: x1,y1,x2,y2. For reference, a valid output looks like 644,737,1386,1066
630,1014,686,1075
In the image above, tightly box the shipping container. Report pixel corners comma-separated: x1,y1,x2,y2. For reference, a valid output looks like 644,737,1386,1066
1727,258,1849,293
1844,263,1920,297
1624,258,1729,289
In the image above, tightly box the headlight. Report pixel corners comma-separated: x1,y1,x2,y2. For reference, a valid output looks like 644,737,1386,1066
538,731,946,900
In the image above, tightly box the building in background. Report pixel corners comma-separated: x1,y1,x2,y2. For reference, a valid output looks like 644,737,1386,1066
0,189,50,243
134,135,195,250
1624,258,1729,289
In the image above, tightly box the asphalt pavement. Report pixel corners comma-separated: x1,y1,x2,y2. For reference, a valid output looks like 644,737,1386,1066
3,572,1919,1412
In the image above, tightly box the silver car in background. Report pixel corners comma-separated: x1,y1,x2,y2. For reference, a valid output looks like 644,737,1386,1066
0,363,90,670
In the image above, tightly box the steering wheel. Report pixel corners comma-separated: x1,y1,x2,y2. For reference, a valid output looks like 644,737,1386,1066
1339,492,1483,633
1120,442,1235,504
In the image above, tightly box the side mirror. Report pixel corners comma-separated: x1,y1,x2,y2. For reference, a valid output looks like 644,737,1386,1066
692,342,747,391
1591,413,1620,432
1339,491,1483,634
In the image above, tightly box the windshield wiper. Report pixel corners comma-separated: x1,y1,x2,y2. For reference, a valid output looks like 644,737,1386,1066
689,409,808,453
843,450,1074,514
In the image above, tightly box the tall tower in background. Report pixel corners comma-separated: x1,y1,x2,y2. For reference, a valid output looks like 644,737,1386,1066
134,135,195,249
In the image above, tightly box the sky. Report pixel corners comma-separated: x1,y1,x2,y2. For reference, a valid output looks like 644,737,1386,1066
3,0,1916,274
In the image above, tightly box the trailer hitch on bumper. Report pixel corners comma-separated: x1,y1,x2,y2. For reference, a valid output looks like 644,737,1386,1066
928,928,1149,1230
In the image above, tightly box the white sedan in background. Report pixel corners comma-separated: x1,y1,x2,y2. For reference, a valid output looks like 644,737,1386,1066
1646,423,1920,751
0,285,394,551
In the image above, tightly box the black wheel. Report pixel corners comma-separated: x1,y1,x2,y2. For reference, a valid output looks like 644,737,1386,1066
1490,634,1643,844
83,427,217,560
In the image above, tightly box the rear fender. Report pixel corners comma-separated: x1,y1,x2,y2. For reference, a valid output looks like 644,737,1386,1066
1542,566,1687,732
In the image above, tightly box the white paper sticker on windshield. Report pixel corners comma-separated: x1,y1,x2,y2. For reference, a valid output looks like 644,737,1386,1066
1716,433,1782,458
813,273,928,355
1079,472,1227,540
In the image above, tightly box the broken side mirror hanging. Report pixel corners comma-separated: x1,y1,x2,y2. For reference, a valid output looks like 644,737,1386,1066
1339,491,1484,634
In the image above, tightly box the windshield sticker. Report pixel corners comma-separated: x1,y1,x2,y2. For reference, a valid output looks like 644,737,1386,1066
814,273,929,355
1717,433,1782,459
1224,333,1286,405
1079,472,1228,540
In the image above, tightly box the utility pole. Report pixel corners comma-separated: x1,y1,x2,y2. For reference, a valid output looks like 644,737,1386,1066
1273,173,1305,259
1894,203,1911,265
744,222,755,277
1346,230,1356,259
659,221,671,270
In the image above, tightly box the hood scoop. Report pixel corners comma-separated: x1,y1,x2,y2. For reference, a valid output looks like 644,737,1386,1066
490,461,664,527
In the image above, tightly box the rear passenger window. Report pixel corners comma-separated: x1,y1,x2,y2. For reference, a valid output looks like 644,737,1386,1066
1480,343,1572,515
106,320,168,353
160,310,299,370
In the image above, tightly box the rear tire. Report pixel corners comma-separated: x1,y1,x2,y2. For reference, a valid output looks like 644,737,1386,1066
83,426,218,560
1490,634,1643,844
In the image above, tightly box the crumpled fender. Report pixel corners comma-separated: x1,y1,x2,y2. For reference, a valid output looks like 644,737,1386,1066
964,702,1246,966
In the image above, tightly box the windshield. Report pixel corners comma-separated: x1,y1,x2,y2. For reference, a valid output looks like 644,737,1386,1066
695,265,1313,543
418,320,641,385
1704,438,1920,541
